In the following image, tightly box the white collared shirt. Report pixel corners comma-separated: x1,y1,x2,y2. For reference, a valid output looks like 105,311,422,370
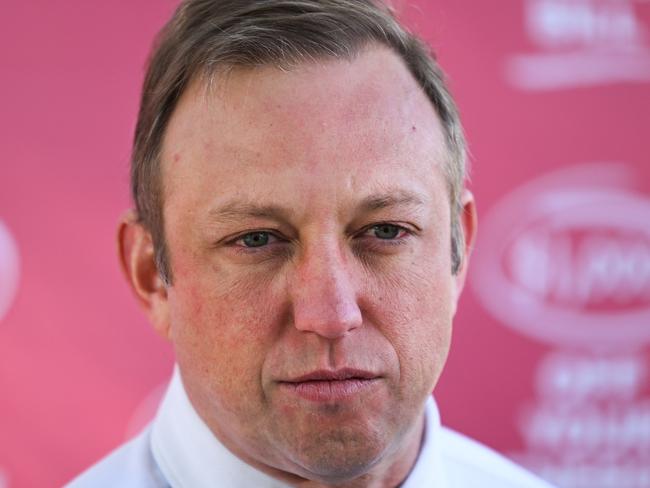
68,367,555,487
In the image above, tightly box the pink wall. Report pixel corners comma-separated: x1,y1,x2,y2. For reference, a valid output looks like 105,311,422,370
1,1,649,487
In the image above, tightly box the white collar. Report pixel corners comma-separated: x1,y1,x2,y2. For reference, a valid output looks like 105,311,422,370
151,366,449,488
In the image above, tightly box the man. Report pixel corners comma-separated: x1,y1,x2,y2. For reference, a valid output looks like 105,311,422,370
69,1,554,486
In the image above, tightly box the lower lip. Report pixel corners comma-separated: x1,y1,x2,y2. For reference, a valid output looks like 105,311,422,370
279,378,380,402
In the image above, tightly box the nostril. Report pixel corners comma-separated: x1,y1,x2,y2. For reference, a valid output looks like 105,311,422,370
291,292,362,339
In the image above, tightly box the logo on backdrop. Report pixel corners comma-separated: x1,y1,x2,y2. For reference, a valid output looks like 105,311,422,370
472,163,650,488
0,220,20,324
506,0,650,90
472,163,650,350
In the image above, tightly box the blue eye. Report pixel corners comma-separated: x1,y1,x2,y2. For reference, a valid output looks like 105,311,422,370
371,224,402,239
241,232,270,247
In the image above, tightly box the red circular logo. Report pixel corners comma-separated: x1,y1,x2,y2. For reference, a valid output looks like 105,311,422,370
472,164,650,350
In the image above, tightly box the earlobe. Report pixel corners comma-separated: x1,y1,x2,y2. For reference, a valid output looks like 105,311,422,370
452,190,478,311
117,210,171,340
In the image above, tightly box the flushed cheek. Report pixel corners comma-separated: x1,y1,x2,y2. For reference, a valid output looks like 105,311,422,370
168,268,285,401
173,261,280,336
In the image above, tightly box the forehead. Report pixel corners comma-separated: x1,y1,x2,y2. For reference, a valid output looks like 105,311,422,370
161,45,448,214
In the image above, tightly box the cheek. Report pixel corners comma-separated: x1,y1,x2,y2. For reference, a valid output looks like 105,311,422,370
167,261,285,403
171,257,279,339
364,253,454,392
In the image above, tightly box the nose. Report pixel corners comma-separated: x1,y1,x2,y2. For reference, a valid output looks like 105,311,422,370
289,242,362,339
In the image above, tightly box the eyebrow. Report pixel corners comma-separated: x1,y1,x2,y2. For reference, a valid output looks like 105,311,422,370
206,189,426,225
357,190,426,213
207,201,294,225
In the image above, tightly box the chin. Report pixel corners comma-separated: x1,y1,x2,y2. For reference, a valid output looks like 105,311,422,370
285,426,391,483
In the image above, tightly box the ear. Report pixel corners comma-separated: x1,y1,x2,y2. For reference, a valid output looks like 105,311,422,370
452,189,478,312
117,210,171,340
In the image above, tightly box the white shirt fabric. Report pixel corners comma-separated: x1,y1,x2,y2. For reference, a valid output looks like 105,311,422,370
67,367,555,487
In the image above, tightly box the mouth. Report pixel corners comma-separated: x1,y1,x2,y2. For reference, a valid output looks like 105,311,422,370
278,368,381,402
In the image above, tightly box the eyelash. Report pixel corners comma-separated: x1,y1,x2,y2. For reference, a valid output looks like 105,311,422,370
227,223,414,254
359,224,411,245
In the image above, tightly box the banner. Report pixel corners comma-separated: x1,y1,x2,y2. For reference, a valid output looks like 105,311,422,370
1,1,648,486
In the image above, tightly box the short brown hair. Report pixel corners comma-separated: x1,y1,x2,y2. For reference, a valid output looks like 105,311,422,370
131,0,467,284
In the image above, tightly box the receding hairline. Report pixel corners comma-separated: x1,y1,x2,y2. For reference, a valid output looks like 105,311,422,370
158,41,450,200
166,40,415,116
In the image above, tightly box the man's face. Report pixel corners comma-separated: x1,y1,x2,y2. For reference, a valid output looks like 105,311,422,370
158,45,468,483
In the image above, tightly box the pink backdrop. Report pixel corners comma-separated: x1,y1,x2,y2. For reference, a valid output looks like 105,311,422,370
1,1,649,487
